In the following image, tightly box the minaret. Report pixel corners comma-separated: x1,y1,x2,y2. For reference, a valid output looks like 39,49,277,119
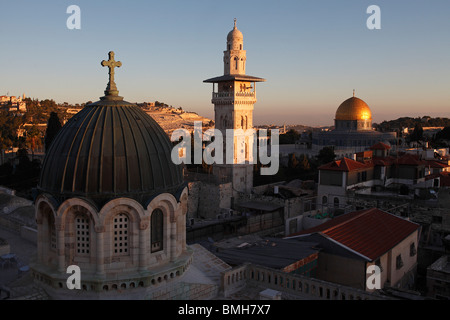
204,19,266,194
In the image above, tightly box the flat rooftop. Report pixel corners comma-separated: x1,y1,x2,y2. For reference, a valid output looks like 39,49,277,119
208,235,319,270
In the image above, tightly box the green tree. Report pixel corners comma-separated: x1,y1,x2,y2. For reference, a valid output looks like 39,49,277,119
409,123,424,142
45,112,62,152
316,146,336,165
298,154,311,171
279,129,300,145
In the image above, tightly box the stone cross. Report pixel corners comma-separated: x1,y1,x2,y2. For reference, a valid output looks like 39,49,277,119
101,51,122,96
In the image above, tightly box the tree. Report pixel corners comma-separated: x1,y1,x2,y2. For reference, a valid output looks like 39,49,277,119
288,153,299,169
435,126,450,141
317,146,336,165
409,123,424,142
279,129,300,145
45,112,62,152
298,154,311,171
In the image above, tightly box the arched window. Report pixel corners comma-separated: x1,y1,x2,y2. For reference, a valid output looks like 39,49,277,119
151,209,164,253
241,116,244,128
322,196,328,205
113,213,129,256
334,197,340,208
75,215,90,255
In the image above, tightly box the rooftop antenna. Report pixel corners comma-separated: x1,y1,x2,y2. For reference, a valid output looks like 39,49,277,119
353,89,355,97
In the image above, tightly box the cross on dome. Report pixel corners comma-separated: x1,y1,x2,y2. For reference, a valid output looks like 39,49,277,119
101,51,122,98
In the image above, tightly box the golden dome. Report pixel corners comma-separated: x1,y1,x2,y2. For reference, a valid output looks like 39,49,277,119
335,96,372,121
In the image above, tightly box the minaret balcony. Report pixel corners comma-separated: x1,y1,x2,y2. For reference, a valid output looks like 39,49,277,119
212,91,256,103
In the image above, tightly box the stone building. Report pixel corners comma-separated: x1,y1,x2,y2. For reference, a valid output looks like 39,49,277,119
285,208,421,292
203,19,266,194
30,51,229,299
426,255,450,299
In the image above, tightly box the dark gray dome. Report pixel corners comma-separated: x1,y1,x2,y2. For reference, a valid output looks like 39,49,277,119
38,100,183,207
38,52,183,207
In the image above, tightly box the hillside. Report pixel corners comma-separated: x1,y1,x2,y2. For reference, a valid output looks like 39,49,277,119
139,104,214,136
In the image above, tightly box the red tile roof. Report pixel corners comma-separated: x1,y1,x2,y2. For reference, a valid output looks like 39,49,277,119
426,160,450,169
318,157,373,172
370,142,391,150
425,172,450,186
395,153,426,166
286,208,420,261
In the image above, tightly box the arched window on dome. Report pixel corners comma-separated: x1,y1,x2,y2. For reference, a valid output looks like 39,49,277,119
113,213,129,256
75,215,90,256
151,209,164,253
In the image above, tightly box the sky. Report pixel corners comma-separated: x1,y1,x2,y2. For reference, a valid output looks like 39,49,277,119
1,0,450,126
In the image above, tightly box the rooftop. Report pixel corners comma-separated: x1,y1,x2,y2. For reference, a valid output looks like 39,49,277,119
209,235,319,270
286,208,420,261
318,157,373,172
203,74,266,83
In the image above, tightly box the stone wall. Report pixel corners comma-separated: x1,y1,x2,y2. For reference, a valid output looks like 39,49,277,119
221,263,390,300
187,181,233,220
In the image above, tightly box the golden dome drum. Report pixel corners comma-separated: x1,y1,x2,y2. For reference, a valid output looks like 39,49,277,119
335,96,372,121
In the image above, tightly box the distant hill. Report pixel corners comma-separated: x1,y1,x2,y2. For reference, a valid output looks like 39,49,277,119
137,103,213,136
374,116,450,132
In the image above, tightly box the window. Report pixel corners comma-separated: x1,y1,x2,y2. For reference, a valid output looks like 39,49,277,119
375,258,383,272
334,197,340,209
410,243,417,257
432,216,443,223
322,196,328,205
151,209,164,253
362,171,367,181
113,213,129,256
76,216,90,255
396,254,403,270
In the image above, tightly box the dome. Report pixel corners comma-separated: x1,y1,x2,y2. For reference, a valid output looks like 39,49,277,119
335,96,372,121
227,19,243,42
38,52,183,207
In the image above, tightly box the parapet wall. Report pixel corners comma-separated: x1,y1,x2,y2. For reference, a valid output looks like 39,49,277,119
221,263,389,300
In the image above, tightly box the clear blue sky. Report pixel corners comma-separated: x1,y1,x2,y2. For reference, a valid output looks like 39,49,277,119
1,0,450,126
